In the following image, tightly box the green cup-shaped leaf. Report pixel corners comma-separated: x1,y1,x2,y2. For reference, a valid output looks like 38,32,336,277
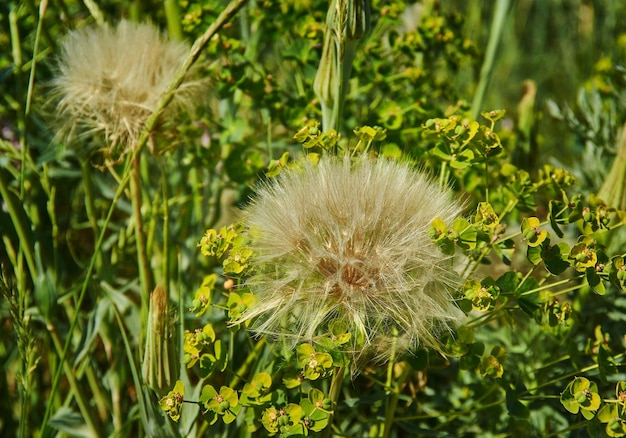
283,370,304,389
159,380,185,421
569,240,598,272
562,377,601,417
242,372,272,399
598,403,617,423
561,391,580,414
452,217,477,250
478,354,504,378
481,109,506,123
521,217,548,247
262,407,280,433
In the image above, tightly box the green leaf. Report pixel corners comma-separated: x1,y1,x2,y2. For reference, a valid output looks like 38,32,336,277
242,372,272,399
452,217,477,250
283,369,304,389
560,392,580,414
527,244,542,266
478,354,503,378
481,109,506,123
48,407,91,436
475,202,500,231
449,148,475,169
543,242,571,275
266,151,290,178
190,274,216,316
598,403,617,423
569,237,598,272
521,217,548,247
561,377,601,418
587,268,606,295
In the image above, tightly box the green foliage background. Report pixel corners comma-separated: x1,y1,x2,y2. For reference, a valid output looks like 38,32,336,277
1,0,626,437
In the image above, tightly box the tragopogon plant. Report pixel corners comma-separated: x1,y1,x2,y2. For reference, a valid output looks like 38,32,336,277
237,155,465,363
50,19,207,162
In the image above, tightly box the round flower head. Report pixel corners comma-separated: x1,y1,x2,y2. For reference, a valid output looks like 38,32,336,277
51,20,205,158
238,156,465,362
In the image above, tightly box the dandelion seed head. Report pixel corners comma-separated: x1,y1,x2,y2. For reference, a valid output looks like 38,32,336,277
238,156,465,361
50,20,206,155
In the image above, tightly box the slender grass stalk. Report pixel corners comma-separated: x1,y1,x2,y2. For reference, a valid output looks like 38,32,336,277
470,0,510,120
0,171,37,281
39,2,249,433
47,325,99,436
315,0,371,132
40,165,60,275
7,10,39,293
83,365,109,423
2,271,39,438
206,173,224,229
79,159,104,269
130,154,153,339
160,157,171,291
108,292,152,435
24,0,46,119
189,159,204,225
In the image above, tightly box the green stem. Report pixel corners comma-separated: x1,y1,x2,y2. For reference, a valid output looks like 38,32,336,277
131,154,153,339
229,338,267,388
83,364,110,423
523,352,625,395
518,277,575,296
438,161,449,190
164,0,183,40
206,173,225,229
190,159,204,225
47,323,99,436
160,157,171,291
0,171,37,281
323,366,346,438
79,160,103,269
471,0,510,119
108,292,151,435
382,363,412,438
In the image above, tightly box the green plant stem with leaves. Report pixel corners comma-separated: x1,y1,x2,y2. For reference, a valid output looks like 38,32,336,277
38,2,249,434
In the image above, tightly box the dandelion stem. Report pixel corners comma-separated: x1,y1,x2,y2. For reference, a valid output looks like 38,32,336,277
382,362,412,438
323,366,346,438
